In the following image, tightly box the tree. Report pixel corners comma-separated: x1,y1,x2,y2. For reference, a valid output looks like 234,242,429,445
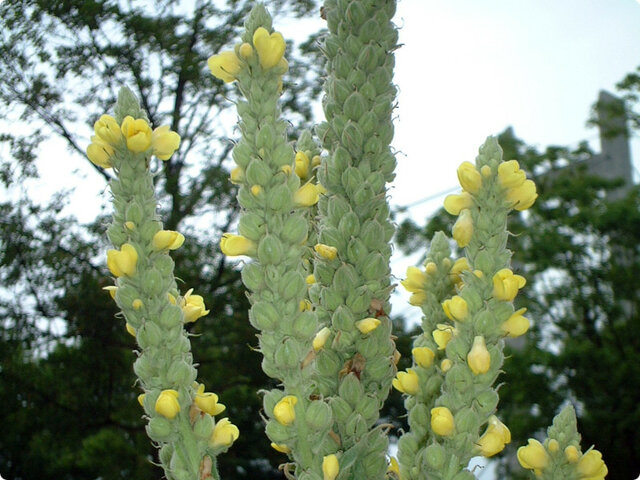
396,123,640,479
0,1,322,478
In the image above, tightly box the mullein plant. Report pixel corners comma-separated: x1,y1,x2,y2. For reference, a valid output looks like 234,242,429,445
397,139,606,479
88,88,238,480
85,1,610,479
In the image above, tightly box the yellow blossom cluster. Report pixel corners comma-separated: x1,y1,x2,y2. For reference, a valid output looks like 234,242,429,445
86,114,180,168
518,439,607,479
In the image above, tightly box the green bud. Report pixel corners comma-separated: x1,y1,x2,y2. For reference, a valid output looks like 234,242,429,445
266,184,292,211
330,396,353,423
142,268,165,296
238,212,265,241
424,443,446,470
353,183,374,206
257,235,283,265
361,252,387,281
355,394,379,423
346,237,368,264
331,306,354,331
274,339,301,368
255,123,276,151
155,255,175,277
424,374,443,396
345,413,368,438
460,287,483,312
356,44,380,72
107,224,127,246
125,201,144,224
158,444,173,466
446,338,468,362
335,329,355,350
241,262,264,291
364,356,392,382
305,400,333,431
452,472,475,480
279,271,305,300
344,91,367,121
332,78,352,104
474,309,495,332
321,287,344,311
358,111,378,136
333,264,359,292
136,322,164,349
193,413,214,439
331,147,352,175
166,359,195,386
245,159,272,186
474,389,499,417
281,215,308,244
333,54,351,79
447,365,474,393
345,286,372,314
338,211,360,237
346,69,367,90
315,262,335,285
341,122,364,155
316,349,341,377
272,143,294,167
265,418,292,443
140,220,161,241
474,250,494,274
146,417,174,442
338,373,364,408
237,185,259,210
454,407,477,433
133,354,155,379
159,305,183,329
250,301,278,331
345,1,367,26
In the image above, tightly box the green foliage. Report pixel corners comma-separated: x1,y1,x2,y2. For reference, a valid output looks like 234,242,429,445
0,0,322,478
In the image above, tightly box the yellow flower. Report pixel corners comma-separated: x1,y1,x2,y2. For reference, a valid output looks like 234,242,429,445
452,208,473,247
106,243,138,277
305,274,316,285
388,456,400,476
322,454,339,480
408,291,427,306
86,136,114,168
401,266,427,293
517,438,549,471
506,178,538,211
273,395,297,425
293,183,320,207
208,51,242,83
565,445,580,463
295,151,311,179
442,295,468,322
152,230,185,251
433,324,456,350
120,116,152,153
467,335,491,375
481,165,492,177
355,317,381,334
501,308,530,337
155,389,180,419
577,449,608,480
132,299,143,310
270,442,291,454
493,269,526,302
457,161,482,194
314,243,338,260
250,184,262,196
252,27,286,70
412,347,435,368
392,369,419,395
180,288,210,323
94,114,122,145
313,327,331,351
151,125,180,160
220,233,256,257
431,406,455,436
443,192,473,215
195,384,226,416
450,257,470,285
547,439,560,453
498,160,526,188
137,393,145,407
476,415,511,457
210,417,239,448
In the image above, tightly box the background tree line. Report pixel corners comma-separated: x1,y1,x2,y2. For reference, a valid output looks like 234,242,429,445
1,0,638,478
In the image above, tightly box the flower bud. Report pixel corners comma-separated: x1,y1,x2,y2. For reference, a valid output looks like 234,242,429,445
430,407,455,436
412,347,435,368
193,413,215,439
273,395,297,426
208,51,242,83
106,243,138,277
252,27,286,70
121,116,152,152
442,295,468,322
152,230,185,251
507,179,538,211
155,389,180,419
493,269,526,302
220,233,256,257
322,454,339,480
315,243,338,260
467,335,491,375
210,417,239,448
94,114,122,145
501,308,530,337
457,161,482,193
498,160,526,188
355,317,380,334
313,327,332,351
146,416,174,441
151,125,180,160
517,438,549,471
195,385,226,416
305,400,332,430
452,209,473,247
577,449,607,478
443,192,473,215
433,324,456,350
271,442,291,454
565,445,580,463
476,416,511,457
392,369,419,395
87,137,114,168
424,442,446,469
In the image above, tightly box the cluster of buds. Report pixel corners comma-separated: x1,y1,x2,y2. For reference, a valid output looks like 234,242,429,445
94,88,238,480
518,406,607,479
86,112,180,169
